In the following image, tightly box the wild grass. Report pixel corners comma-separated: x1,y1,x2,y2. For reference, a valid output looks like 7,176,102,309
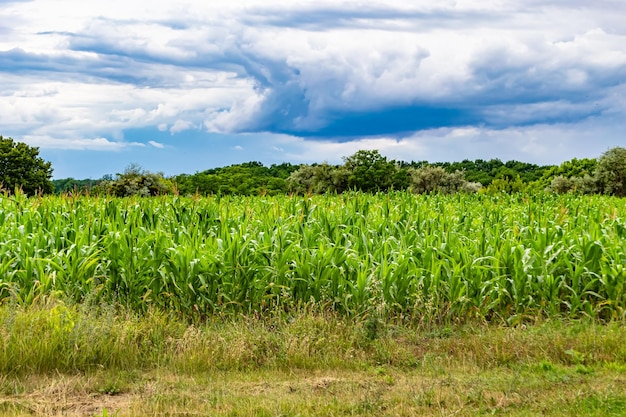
2,191,626,415
0,301,625,416
1,299,626,376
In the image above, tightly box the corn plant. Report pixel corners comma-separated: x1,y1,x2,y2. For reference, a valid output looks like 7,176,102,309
1,191,625,322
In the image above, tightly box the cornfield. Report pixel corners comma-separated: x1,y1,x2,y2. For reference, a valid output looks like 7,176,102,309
1,191,625,322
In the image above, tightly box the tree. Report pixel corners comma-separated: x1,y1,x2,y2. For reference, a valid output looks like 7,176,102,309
174,162,293,196
0,136,53,195
102,163,174,197
343,150,398,192
596,147,626,197
408,166,479,194
53,178,102,194
485,176,526,194
532,157,596,191
548,175,575,194
286,163,349,194
287,165,317,194
547,174,597,195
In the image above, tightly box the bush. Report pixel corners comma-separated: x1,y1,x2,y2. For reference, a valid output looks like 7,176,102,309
596,147,626,197
408,166,474,194
101,164,174,197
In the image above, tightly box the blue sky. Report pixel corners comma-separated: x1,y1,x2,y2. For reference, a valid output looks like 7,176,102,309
1,0,625,179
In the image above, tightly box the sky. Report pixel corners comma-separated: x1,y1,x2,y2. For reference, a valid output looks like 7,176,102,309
1,0,625,179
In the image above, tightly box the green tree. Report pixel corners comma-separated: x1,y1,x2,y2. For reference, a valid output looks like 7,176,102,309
102,163,174,197
0,136,53,195
311,163,350,194
287,165,317,194
408,166,478,194
547,174,597,195
596,147,626,197
286,163,349,194
548,175,575,194
343,150,397,192
174,162,293,196
532,157,596,191
484,176,526,194
53,178,102,194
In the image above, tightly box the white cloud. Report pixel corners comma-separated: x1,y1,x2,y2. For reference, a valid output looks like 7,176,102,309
170,119,194,134
22,135,145,151
260,118,626,166
148,140,165,148
1,0,625,170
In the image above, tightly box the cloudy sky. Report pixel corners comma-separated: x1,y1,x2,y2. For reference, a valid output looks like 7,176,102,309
1,0,625,179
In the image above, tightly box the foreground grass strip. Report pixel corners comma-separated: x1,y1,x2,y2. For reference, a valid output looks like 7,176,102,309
2,303,626,374
1,304,626,416
0,359,625,416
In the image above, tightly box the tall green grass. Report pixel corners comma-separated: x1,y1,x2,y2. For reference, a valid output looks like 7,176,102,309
1,191,625,322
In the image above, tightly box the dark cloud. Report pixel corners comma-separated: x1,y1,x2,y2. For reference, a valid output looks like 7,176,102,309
278,105,476,139
3,2,625,144
61,30,625,138
0,47,168,85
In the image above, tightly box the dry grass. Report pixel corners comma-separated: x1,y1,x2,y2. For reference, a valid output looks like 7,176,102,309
0,366,624,416
1,305,626,416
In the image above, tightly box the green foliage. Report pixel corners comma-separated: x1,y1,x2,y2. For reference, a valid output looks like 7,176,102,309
408,166,478,194
596,147,626,197
549,157,597,178
312,163,350,194
175,162,297,196
548,175,597,195
101,164,174,197
342,150,399,192
287,163,349,194
0,135,53,195
285,152,553,196
53,178,103,194
485,175,526,194
286,164,316,194
1,191,626,322
426,159,551,186
288,150,407,194
549,176,576,194
535,157,597,192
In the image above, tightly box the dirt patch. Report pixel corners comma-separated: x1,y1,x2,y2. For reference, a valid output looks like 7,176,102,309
309,376,343,390
0,392,133,416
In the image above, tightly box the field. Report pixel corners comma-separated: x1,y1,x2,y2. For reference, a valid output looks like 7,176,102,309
1,191,626,416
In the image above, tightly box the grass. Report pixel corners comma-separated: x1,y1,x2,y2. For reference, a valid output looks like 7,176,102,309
0,301,626,416
3,367,625,416
2,191,626,414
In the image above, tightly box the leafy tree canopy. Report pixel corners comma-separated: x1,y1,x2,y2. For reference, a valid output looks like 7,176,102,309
596,147,626,197
101,163,174,197
0,136,53,195
46,147,626,198
343,149,400,192
174,162,299,196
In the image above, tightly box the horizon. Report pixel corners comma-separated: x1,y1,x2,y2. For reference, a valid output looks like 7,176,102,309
2,1,625,179
49,148,597,181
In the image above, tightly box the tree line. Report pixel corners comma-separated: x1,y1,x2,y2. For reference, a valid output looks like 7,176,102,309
1,134,625,197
